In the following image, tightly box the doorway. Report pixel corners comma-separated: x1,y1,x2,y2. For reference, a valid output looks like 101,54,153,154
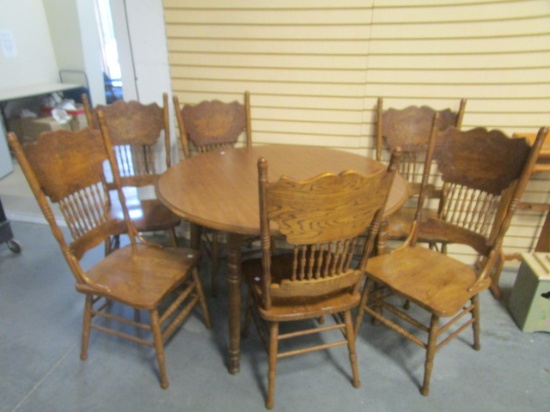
95,0,123,103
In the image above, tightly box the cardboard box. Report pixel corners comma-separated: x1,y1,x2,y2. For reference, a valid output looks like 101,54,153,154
69,109,88,131
17,116,71,140
508,253,550,333
7,117,24,138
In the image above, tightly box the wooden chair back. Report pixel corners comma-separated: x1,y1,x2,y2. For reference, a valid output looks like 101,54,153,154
376,98,466,194
7,128,133,283
256,149,402,310
173,92,251,158
414,123,548,283
83,93,171,188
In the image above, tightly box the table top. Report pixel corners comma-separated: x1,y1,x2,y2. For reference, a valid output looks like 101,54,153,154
157,144,409,235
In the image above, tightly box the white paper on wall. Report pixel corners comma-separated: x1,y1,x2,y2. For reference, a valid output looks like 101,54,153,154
0,30,17,59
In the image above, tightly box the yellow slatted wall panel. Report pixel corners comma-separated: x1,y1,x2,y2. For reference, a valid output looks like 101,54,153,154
164,0,375,149
163,0,550,266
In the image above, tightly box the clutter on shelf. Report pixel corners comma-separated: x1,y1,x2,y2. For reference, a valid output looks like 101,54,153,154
7,93,87,140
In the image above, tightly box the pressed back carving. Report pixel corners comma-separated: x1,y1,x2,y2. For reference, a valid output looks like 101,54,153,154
382,106,459,152
377,98,466,188
23,129,108,202
435,127,531,195
266,172,387,244
416,124,547,256
95,100,166,146
257,150,401,307
8,128,130,267
182,100,245,146
174,92,251,158
83,94,171,188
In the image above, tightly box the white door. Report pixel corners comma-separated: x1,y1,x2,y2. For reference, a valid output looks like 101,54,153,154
109,0,138,101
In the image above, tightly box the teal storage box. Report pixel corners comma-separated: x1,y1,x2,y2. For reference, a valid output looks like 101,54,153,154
508,253,550,333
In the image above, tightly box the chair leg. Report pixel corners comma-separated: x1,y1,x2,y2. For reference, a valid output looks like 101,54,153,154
150,309,169,389
168,227,178,247
192,267,212,329
266,322,279,410
472,294,481,350
104,239,111,256
422,314,439,396
344,310,360,388
354,278,373,334
211,231,219,297
242,290,253,338
370,282,385,326
80,294,93,361
489,251,505,300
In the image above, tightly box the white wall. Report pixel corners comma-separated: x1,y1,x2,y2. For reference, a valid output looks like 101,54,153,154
43,0,105,105
0,0,59,178
0,0,105,106
43,0,84,72
7,0,173,110
0,0,173,177
0,0,58,89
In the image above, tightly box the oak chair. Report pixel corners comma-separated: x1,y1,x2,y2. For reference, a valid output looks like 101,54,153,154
7,128,211,389
82,93,180,252
241,150,402,409
498,132,550,281
173,92,252,296
376,98,466,253
355,122,547,396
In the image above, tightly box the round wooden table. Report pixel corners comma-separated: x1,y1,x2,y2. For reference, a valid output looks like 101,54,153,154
157,144,408,373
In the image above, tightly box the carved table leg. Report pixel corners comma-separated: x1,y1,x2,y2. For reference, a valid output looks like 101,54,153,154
227,232,243,374
190,222,201,250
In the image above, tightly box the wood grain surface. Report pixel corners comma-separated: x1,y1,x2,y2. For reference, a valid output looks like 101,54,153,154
157,144,408,234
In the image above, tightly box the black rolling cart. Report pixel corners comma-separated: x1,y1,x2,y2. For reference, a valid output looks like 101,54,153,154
0,196,21,253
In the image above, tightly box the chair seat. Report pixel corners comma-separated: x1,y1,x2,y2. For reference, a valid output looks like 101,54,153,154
111,198,181,232
243,254,361,322
366,246,491,317
83,244,200,309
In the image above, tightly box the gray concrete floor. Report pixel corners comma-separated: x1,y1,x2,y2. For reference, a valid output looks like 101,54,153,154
1,221,549,412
